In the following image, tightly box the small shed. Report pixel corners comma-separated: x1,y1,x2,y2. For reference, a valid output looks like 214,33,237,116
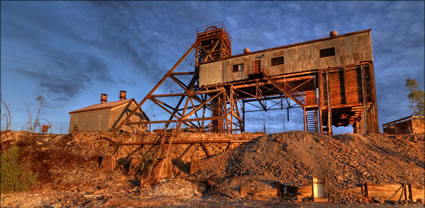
383,115,424,134
68,91,149,133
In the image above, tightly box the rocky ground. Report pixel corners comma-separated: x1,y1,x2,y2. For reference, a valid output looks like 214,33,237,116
193,132,424,202
0,131,424,207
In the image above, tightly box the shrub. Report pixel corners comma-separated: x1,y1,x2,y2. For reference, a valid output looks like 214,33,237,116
1,146,38,193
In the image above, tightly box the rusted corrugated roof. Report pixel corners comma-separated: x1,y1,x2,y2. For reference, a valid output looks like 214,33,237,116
69,99,136,114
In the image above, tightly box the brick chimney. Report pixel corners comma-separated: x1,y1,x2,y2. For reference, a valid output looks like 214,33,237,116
120,90,127,101
100,93,108,104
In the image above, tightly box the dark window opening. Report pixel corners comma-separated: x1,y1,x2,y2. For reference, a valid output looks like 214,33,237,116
232,64,244,72
271,56,284,66
320,47,335,58
233,65,238,72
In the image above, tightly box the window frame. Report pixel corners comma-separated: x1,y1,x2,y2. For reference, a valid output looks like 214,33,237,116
320,47,336,58
232,63,244,73
271,56,284,66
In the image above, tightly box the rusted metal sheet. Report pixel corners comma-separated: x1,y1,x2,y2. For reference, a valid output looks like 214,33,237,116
199,61,223,86
199,30,372,86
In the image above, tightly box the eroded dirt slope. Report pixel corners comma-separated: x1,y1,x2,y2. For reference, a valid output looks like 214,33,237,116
0,131,423,207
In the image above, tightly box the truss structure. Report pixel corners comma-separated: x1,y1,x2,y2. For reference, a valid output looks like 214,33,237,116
115,23,379,135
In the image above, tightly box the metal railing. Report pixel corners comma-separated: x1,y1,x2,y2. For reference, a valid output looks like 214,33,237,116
196,22,225,34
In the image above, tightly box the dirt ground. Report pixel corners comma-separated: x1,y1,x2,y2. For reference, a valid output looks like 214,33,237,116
0,131,424,207
193,132,424,202
2,191,424,208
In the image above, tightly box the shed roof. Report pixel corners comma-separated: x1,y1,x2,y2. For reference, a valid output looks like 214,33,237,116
382,115,425,127
69,99,137,114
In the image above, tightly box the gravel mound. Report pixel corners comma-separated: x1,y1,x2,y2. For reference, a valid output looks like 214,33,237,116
193,131,424,201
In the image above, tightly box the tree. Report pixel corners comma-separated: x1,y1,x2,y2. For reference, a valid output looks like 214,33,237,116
405,78,425,116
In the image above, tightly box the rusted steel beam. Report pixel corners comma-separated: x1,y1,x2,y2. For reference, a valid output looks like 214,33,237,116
151,92,188,97
127,116,225,125
318,69,323,133
255,82,268,111
243,95,288,102
181,90,224,120
177,93,192,132
188,96,202,128
200,143,212,157
242,101,245,132
150,97,181,120
326,69,332,135
262,72,304,107
114,42,197,132
170,75,188,90
244,107,300,113
288,78,313,94
151,97,178,112
234,87,257,98
231,75,315,90
201,103,207,129
149,97,197,128
367,62,380,132
113,139,254,146
360,64,368,133
171,72,195,75
151,88,223,98
230,86,234,132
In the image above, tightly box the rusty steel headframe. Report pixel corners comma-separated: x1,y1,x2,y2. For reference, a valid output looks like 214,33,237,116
114,25,379,135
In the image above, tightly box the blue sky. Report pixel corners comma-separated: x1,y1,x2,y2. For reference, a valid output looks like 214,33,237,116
1,1,424,134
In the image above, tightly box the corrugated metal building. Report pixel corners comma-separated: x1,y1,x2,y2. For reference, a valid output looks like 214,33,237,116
383,115,424,134
68,91,149,133
199,29,372,86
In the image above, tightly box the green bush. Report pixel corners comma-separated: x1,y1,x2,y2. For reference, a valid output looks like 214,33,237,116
1,146,38,193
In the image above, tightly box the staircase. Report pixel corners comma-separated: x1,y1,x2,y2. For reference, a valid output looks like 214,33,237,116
305,108,317,133
261,69,304,107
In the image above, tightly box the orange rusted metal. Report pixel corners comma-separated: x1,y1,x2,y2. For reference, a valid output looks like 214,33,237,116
116,25,379,135
41,125,49,133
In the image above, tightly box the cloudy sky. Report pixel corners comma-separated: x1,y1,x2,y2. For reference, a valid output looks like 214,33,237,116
1,1,424,133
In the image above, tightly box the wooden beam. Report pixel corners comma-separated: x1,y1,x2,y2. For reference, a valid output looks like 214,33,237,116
326,69,332,135
360,64,369,133
368,62,380,133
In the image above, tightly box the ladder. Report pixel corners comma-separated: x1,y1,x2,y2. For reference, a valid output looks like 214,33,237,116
304,108,318,133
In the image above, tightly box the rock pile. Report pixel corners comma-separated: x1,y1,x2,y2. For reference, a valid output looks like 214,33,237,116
193,132,424,202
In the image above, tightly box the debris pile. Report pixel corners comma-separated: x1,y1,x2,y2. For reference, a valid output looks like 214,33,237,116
0,130,423,206
192,132,424,202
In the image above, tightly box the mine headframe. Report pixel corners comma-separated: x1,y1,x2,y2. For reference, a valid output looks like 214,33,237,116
114,24,379,135
113,22,236,134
